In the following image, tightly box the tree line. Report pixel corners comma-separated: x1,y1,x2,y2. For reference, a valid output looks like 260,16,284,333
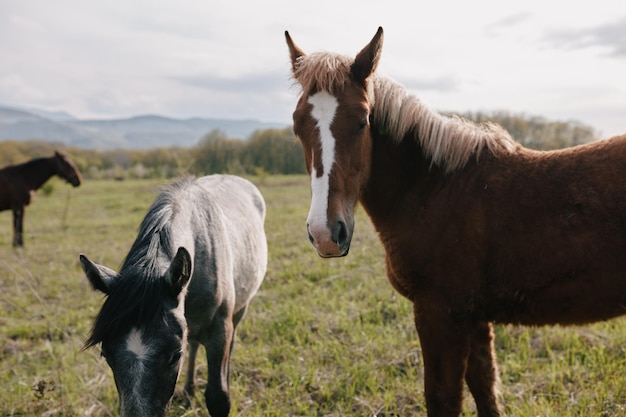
457,111,597,150
0,127,304,180
0,112,599,180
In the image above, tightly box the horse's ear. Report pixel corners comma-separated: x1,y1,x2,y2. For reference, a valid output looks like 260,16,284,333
79,254,118,294
167,247,192,297
285,30,306,74
351,26,384,84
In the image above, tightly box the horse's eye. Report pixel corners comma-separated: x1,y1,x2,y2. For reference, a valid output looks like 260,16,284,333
357,119,369,132
169,350,183,366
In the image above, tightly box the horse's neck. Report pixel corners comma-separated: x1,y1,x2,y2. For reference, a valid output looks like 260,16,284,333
360,130,433,227
20,157,58,190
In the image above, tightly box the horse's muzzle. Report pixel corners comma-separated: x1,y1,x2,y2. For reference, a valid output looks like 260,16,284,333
307,219,352,258
68,177,82,187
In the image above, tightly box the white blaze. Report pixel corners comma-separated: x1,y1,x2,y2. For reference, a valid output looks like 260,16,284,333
306,91,338,230
126,327,150,361
121,327,152,413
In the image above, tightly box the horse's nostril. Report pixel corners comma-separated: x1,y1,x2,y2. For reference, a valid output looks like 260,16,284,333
307,224,315,244
331,220,348,246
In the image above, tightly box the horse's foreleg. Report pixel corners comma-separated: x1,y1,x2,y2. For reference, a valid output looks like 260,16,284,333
12,207,24,247
414,302,471,417
204,318,234,417
183,340,200,407
465,321,501,417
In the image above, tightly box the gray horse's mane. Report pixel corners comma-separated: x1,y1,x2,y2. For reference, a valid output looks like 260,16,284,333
120,177,187,278
292,52,518,172
85,177,193,348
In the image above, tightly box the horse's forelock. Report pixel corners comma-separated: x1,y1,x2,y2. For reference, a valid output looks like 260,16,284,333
85,274,171,349
292,52,353,94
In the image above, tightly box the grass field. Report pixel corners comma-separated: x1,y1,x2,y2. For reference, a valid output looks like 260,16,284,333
1,175,626,416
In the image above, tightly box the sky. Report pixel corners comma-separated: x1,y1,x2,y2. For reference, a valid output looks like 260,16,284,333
1,0,625,138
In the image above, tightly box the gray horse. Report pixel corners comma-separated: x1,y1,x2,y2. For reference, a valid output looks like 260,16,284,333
80,175,267,417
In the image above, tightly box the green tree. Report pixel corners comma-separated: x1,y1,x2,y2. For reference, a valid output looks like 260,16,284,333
242,127,305,174
191,129,245,175
457,111,597,150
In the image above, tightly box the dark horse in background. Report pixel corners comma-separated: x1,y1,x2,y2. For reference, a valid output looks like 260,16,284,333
286,27,626,417
0,151,82,247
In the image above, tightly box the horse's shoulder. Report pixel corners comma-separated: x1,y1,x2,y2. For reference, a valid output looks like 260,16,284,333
0,170,27,194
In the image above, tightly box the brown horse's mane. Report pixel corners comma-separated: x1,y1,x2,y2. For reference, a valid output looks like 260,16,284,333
292,52,519,172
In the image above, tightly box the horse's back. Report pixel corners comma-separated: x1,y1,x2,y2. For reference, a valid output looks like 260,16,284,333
195,174,266,221
180,175,267,320
193,175,267,264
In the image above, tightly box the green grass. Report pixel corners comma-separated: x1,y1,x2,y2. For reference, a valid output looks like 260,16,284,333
1,175,626,416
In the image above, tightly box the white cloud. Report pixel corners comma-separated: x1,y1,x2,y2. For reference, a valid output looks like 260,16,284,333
0,0,624,136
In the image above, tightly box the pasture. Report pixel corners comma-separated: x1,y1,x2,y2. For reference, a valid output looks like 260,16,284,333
1,175,626,416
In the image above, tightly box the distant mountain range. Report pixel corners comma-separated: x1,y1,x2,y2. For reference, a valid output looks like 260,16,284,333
0,106,290,150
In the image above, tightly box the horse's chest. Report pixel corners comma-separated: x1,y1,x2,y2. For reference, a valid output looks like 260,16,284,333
381,244,427,300
381,230,482,305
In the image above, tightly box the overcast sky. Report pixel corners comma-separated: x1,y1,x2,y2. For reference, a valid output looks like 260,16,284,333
1,0,625,138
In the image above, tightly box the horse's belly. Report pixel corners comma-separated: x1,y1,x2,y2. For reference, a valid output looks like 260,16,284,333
487,283,626,326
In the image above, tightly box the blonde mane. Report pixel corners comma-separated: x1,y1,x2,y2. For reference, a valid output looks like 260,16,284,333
292,52,518,172
372,76,517,171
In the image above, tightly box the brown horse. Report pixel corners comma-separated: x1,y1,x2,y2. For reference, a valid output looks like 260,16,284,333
0,151,82,247
286,27,626,417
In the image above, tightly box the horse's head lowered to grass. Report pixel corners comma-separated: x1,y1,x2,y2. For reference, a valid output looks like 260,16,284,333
81,247,191,417
81,175,267,417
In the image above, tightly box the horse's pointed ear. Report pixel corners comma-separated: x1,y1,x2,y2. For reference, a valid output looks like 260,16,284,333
167,247,192,296
285,30,306,74
79,254,118,294
351,26,384,84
